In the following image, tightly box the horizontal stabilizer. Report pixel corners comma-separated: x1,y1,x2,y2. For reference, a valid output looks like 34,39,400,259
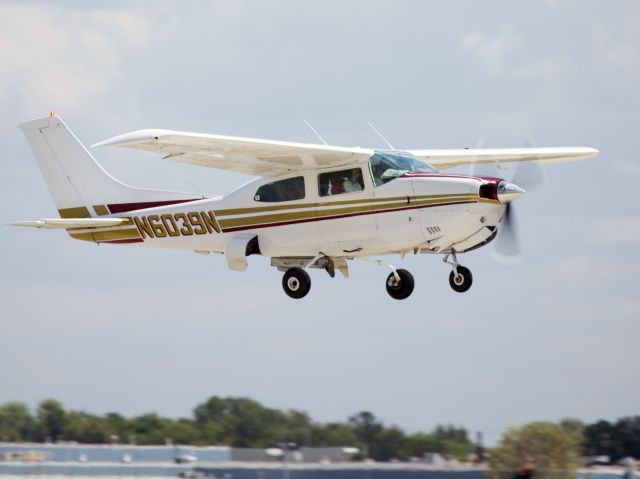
9,218,129,229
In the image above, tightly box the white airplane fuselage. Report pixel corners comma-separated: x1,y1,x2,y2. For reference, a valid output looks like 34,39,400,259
84,171,505,258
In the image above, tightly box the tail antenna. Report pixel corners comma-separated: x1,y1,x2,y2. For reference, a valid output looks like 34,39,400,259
367,121,395,150
302,118,327,145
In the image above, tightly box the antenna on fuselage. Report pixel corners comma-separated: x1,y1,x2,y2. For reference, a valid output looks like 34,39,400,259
302,118,328,145
186,179,205,199
367,121,395,150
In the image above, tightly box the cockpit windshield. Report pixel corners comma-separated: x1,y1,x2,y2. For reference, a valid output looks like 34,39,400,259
369,150,438,187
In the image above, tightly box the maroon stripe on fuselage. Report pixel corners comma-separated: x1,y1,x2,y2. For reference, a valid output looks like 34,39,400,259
222,200,476,233
107,199,199,214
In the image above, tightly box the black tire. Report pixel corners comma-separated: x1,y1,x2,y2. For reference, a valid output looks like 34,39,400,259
385,269,415,300
449,266,473,293
282,267,311,299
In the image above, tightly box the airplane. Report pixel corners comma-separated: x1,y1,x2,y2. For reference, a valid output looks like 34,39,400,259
13,113,598,299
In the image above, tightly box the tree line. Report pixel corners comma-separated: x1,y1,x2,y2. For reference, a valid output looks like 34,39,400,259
0,397,473,461
0,397,638,463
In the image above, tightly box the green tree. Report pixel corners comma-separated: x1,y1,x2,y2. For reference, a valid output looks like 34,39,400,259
559,418,585,454
35,399,67,442
613,416,640,459
584,417,640,461
404,433,439,459
489,421,580,479
348,411,383,459
194,396,289,447
0,402,34,441
64,411,109,443
310,422,359,448
373,426,407,461
431,425,474,459
162,418,201,445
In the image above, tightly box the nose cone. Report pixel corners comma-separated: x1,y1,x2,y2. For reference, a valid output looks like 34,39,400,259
497,181,525,203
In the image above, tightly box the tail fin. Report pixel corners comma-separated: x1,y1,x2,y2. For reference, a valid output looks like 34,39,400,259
18,114,199,219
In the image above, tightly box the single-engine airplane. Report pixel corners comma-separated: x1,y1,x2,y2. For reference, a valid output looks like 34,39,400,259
13,114,597,299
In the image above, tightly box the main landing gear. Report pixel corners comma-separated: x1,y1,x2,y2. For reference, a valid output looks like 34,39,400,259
385,269,415,300
279,254,331,299
443,252,473,293
282,267,311,299
359,258,415,300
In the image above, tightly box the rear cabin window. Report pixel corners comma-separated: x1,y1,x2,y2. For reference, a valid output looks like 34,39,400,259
318,168,364,197
254,177,305,202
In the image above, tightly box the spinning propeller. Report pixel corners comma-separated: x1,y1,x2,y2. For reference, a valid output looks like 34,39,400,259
467,138,545,260
492,159,545,260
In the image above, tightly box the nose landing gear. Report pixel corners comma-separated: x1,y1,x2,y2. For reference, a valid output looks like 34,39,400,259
443,252,473,293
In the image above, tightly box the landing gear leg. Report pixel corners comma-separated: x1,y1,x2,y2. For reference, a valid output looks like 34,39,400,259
443,252,473,293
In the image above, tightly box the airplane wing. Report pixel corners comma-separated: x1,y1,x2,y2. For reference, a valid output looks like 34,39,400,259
408,147,598,170
93,130,373,177
9,218,129,229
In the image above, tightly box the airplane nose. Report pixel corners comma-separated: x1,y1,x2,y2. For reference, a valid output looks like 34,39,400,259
497,181,525,203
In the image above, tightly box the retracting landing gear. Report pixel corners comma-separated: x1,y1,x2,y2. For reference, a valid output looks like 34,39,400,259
443,252,473,293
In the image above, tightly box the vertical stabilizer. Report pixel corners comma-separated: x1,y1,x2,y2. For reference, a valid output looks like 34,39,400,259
18,114,198,218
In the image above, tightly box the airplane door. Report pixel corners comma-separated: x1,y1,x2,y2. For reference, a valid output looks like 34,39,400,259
372,177,423,248
316,167,376,247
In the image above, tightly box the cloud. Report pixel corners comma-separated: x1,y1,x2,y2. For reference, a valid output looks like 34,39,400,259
0,4,160,116
592,22,640,79
460,26,523,75
590,217,640,246
613,160,640,178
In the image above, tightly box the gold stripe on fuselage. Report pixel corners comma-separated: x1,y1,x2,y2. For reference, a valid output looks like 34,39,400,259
216,194,478,229
214,193,474,217
63,193,494,242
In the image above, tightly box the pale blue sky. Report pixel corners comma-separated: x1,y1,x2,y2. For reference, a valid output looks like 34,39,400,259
1,1,639,444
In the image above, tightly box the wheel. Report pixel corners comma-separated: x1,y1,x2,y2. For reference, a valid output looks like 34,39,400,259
385,269,415,300
282,267,311,299
449,266,473,293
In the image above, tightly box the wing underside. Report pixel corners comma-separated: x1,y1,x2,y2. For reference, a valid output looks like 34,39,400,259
409,147,598,170
93,130,373,176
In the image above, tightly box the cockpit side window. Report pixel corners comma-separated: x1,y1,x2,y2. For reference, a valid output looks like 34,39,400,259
254,176,305,202
369,151,438,186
